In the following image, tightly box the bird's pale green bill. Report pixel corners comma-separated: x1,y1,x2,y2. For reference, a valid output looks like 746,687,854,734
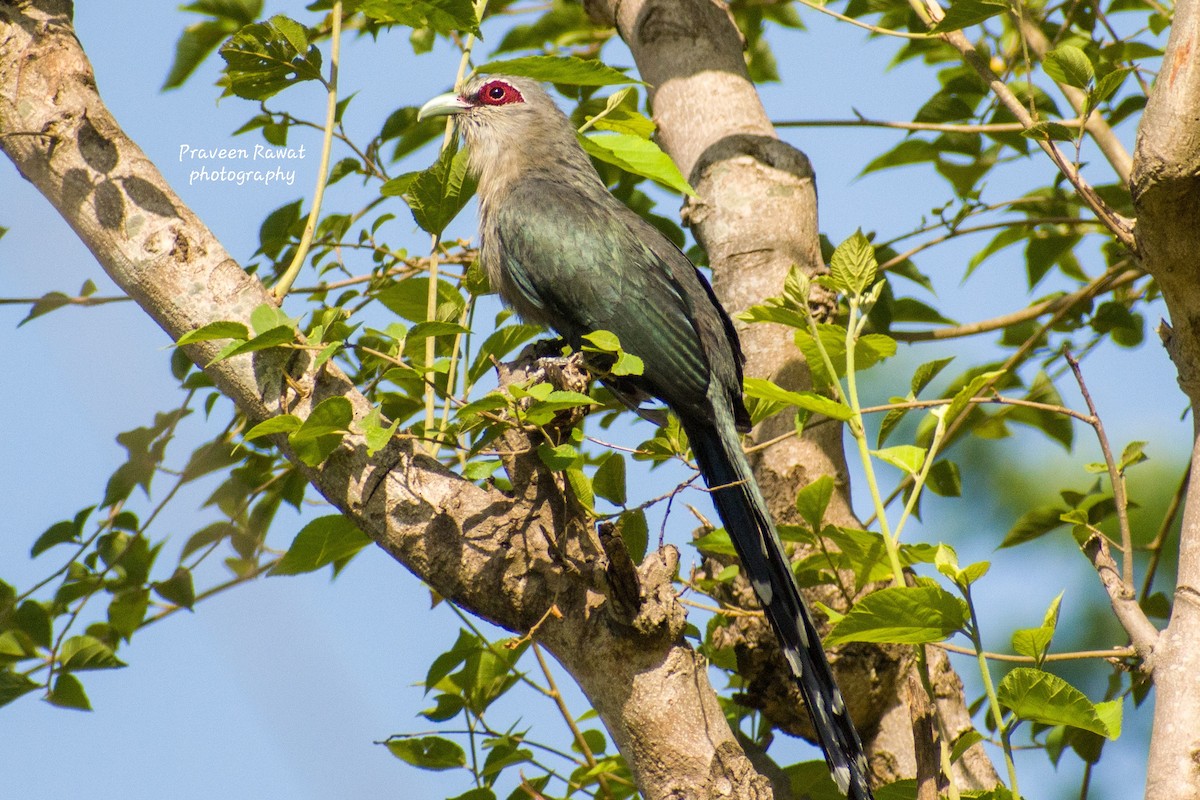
417,91,471,121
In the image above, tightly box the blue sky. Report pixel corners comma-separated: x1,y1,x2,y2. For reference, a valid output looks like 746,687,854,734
0,3,1181,799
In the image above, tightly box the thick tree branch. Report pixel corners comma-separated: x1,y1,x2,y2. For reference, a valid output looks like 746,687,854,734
0,3,763,798
1131,0,1200,794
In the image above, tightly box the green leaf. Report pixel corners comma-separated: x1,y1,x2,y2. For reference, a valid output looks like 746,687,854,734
870,444,928,475
358,0,480,36
386,735,467,771
243,414,302,441
926,459,962,497
693,527,737,558
566,466,595,514
860,138,938,176
537,442,578,471
1001,504,1068,547
950,730,985,764
795,475,835,530
1012,626,1054,663
617,508,649,563
1043,45,1095,89
212,325,296,364
152,567,197,609
794,325,896,389
826,586,967,646
828,230,878,296
107,589,150,639
579,133,696,197
475,55,638,87
289,397,353,467
272,514,373,576
0,670,40,709
912,357,954,397
175,320,250,346
58,635,127,672
164,0,264,90
743,377,854,421
931,0,1009,32
361,407,400,457
996,667,1109,736
47,673,91,711
376,276,465,323
14,601,51,649
31,507,93,557
219,15,324,101
402,143,477,236
1092,67,1131,104
587,88,655,138
943,370,1003,427
593,452,627,506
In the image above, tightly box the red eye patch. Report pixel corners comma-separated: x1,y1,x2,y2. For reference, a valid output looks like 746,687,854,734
477,80,524,106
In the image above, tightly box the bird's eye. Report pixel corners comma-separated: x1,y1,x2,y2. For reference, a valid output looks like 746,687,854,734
478,80,524,107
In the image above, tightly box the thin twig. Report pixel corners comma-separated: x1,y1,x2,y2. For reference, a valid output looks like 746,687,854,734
1064,348,1134,590
775,116,1084,133
934,640,1137,663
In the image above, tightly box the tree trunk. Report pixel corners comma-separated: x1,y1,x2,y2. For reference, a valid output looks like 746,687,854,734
1131,0,1200,793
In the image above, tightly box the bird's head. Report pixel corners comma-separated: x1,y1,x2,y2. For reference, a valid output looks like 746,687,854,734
417,75,594,194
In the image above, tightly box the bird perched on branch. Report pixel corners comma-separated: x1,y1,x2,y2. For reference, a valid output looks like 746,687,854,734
419,74,874,800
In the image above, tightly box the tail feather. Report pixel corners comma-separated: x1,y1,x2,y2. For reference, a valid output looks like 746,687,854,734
685,406,874,800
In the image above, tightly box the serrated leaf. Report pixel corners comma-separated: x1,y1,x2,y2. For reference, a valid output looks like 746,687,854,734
403,143,477,236
996,668,1108,736
475,55,638,87
826,586,966,646
386,735,467,771
1044,45,1094,89
579,133,695,197
359,0,480,35
219,15,324,101
58,635,127,672
828,230,878,296
743,377,854,421
272,514,373,576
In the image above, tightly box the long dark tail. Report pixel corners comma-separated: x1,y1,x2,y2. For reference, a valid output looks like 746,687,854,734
685,404,874,800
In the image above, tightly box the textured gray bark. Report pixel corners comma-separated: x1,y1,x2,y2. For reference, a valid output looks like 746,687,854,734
582,0,999,790
0,2,772,798
1132,0,1200,793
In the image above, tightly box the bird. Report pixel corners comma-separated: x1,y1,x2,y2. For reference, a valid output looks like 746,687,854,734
418,74,874,800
